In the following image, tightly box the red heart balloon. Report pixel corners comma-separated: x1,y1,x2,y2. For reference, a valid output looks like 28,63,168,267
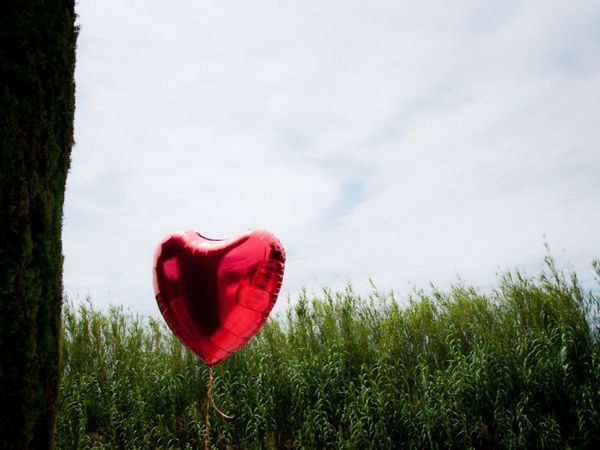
152,229,285,366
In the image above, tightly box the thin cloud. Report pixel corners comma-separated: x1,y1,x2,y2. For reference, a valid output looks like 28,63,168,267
65,0,600,315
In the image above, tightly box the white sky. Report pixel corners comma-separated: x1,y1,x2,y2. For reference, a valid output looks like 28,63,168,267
64,0,600,316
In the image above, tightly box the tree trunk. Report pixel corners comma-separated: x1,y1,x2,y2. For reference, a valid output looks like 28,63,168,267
0,1,77,448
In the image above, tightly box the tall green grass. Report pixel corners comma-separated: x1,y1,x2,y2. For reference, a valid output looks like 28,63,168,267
57,258,600,449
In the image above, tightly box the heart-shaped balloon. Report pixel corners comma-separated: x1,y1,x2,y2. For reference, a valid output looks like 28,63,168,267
152,229,285,366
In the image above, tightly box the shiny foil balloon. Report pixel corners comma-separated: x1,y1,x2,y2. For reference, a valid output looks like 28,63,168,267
153,229,285,366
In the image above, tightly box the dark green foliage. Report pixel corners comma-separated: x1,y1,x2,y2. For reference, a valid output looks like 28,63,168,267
57,260,600,449
0,1,77,448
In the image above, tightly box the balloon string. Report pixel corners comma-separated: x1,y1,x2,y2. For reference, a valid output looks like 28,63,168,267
204,366,234,450
204,372,211,450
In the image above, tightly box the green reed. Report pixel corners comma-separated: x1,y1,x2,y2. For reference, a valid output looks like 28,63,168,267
56,257,600,449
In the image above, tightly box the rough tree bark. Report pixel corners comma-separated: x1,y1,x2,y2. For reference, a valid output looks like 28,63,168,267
0,1,77,448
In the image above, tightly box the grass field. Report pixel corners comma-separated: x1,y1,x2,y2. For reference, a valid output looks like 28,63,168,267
56,257,600,449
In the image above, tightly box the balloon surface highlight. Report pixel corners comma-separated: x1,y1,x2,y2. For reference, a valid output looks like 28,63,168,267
153,229,285,366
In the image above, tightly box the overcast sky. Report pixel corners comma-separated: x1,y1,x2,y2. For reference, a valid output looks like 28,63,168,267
64,0,600,316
